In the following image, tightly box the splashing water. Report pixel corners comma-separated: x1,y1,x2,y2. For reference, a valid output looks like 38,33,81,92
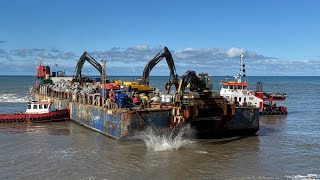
137,125,192,151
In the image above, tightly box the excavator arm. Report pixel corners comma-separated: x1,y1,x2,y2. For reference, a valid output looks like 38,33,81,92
141,47,179,92
177,70,201,93
73,52,103,82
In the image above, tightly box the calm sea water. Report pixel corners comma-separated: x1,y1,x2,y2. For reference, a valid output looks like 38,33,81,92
0,75,320,179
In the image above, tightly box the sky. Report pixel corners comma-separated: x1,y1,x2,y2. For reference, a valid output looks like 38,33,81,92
1,0,320,76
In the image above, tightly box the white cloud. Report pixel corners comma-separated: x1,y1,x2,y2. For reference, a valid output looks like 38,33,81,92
131,44,150,51
227,48,245,58
0,45,319,76
0,49,7,57
10,48,76,60
174,47,272,62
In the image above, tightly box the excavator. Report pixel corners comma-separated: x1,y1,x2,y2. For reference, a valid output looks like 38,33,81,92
140,46,179,93
176,70,212,93
73,52,104,83
171,70,235,135
121,47,179,93
174,70,213,111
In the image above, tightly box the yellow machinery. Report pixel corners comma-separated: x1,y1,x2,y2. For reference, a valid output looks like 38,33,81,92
113,80,155,92
123,81,155,92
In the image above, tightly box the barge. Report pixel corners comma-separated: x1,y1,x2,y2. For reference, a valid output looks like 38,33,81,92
34,48,259,139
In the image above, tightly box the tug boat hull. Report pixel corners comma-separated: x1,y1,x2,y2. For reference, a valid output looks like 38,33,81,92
0,109,70,123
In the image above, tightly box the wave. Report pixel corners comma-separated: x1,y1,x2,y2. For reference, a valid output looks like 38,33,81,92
0,93,30,103
285,174,320,180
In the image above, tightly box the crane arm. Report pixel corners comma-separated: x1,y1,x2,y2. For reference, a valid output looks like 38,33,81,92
177,70,201,93
73,52,103,82
141,47,179,92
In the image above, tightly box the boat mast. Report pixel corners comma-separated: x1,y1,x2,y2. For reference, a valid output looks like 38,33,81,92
236,53,246,83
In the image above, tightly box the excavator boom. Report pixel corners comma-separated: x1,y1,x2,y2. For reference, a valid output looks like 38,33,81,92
73,52,103,82
141,47,179,92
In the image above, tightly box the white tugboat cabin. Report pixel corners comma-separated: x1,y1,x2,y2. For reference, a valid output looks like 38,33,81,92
26,100,52,114
219,53,263,112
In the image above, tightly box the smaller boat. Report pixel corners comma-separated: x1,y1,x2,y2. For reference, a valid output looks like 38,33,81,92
0,100,69,123
255,82,287,115
219,53,288,115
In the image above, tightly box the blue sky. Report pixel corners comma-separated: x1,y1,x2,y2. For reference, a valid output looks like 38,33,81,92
1,0,320,76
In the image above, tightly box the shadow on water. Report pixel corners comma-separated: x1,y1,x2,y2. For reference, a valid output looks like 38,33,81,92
257,115,288,136
0,121,71,136
197,135,254,145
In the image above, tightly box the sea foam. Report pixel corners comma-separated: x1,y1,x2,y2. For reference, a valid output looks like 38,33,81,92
0,93,30,103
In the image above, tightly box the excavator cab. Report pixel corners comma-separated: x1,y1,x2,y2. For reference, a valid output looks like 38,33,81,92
198,73,212,91
177,70,213,93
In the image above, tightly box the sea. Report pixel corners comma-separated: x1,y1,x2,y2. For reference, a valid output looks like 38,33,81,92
0,75,320,180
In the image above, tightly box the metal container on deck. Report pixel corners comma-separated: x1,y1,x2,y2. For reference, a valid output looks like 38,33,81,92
161,94,173,103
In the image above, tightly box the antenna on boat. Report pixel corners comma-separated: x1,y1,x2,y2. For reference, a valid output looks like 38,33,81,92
38,59,43,66
235,53,246,83
53,60,58,77
101,59,107,102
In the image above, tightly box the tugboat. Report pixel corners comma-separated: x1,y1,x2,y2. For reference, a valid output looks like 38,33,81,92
219,53,287,115
255,81,287,115
0,100,69,123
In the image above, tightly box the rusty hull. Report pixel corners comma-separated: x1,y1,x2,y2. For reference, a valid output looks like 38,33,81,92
35,92,259,139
